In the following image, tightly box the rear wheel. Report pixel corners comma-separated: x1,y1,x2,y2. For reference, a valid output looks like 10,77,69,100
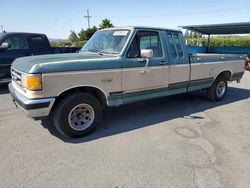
53,92,102,138
207,75,228,101
246,60,250,71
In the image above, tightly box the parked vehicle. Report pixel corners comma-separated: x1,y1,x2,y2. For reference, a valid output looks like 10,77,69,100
0,32,81,83
8,26,249,138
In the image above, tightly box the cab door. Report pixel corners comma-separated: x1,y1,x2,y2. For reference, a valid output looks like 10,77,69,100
122,30,169,94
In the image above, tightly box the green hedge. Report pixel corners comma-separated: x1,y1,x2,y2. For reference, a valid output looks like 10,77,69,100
50,40,87,48
51,37,250,48
188,37,250,47
72,40,87,47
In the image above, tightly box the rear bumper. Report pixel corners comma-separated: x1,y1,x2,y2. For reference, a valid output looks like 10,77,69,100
231,71,244,81
0,77,12,84
8,83,55,118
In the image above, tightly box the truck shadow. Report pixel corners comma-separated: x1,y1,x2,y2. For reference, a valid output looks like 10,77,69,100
41,86,250,143
0,84,9,94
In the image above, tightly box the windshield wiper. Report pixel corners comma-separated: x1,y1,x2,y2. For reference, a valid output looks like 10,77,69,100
101,51,119,55
83,49,103,55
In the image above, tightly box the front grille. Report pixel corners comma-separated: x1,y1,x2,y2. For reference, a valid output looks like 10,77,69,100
11,69,22,86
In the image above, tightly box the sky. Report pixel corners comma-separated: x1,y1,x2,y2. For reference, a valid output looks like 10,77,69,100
1,0,249,39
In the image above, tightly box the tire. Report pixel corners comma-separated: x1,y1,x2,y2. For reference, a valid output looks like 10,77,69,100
53,92,102,138
207,75,228,101
246,61,250,71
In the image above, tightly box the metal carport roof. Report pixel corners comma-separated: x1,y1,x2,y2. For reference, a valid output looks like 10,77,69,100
180,22,250,35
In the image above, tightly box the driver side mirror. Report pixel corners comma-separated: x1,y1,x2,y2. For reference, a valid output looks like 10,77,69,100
0,42,10,50
140,49,153,59
139,49,153,74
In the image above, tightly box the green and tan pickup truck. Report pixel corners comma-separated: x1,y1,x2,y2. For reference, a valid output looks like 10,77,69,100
8,26,249,138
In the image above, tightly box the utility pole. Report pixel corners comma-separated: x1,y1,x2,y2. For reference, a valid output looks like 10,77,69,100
0,25,3,32
84,9,91,29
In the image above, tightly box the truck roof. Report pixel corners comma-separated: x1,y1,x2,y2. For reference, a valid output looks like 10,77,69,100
0,32,46,37
101,26,181,33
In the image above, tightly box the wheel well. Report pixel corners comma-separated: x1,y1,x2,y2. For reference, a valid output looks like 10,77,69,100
51,86,107,111
217,70,231,81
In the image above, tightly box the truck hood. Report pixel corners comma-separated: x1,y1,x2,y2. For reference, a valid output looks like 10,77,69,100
12,52,120,74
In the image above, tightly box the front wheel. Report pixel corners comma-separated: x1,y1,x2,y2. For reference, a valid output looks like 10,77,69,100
207,76,228,101
53,92,102,138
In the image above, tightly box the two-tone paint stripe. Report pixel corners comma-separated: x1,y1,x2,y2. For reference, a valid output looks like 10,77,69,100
108,77,214,106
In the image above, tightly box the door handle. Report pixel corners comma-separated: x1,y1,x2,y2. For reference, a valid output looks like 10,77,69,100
138,58,146,63
159,61,168,65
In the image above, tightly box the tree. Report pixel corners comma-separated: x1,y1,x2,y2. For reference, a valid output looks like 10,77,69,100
78,27,98,41
68,30,79,43
78,29,87,41
99,19,114,29
85,26,98,39
193,32,198,39
184,30,190,39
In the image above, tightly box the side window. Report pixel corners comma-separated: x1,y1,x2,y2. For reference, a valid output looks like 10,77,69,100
140,34,163,57
167,34,177,58
127,31,163,58
173,34,184,57
127,36,140,58
4,36,28,50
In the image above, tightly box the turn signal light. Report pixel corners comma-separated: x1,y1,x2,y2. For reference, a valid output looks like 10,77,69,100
22,74,42,91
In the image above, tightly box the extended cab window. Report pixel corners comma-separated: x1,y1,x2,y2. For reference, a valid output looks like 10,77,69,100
167,32,184,58
167,34,177,58
4,36,28,50
127,31,163,58
173,34,184,57
30,36,47,53
31,36,44,46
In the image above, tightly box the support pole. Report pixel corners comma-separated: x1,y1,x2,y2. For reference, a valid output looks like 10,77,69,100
84,9,91,29
207,34,211,53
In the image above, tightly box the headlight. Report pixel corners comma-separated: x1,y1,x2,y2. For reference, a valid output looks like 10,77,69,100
22,74,42,91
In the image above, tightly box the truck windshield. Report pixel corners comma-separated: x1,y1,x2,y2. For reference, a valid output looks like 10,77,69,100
81,29,131,54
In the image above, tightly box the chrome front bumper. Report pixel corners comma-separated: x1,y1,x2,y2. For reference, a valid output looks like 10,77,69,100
8,83,55,118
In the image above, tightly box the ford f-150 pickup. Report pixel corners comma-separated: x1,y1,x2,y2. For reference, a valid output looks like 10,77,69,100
0,32,80,84
8,26,249,138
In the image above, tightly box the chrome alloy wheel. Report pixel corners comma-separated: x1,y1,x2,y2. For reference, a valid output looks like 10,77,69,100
216,81,226,98
68,104,95,131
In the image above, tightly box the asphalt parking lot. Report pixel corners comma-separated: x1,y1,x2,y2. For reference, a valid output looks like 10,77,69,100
0,72,250,188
